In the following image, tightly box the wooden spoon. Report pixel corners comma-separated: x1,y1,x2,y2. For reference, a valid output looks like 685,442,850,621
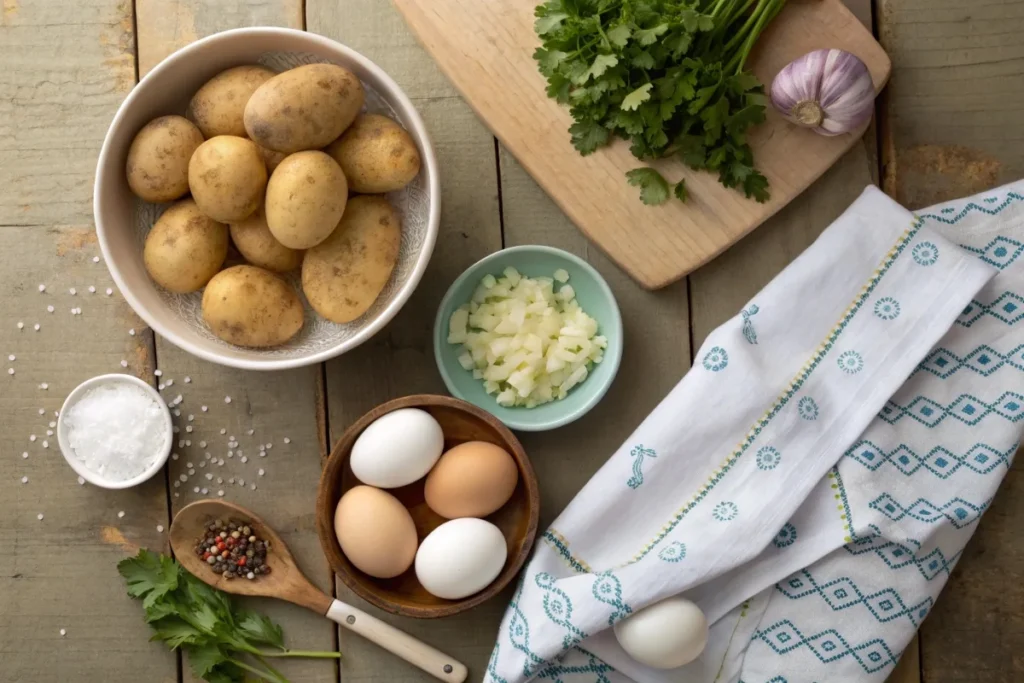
170,499,468,683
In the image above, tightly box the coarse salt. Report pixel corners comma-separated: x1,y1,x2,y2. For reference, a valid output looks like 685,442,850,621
154,369,162,377
129,329,135,336
77,476,85,485
38,284,45,292
224,396,232,404
39,383,47,390
184,376,191,383
247,429,254,435
17,322,24,329
185,426,193,433
93,256,100,263
202,406,208,412
29,435,36,442
88,286,96,294
37,513,43,520
33,323,40,331
218,490,224,497
21,452,28,459
69,288,76,295
156,525,164,533
258,469,265,477
193,486,199,493
7,354,14,361
283,437,291,444
240,456,248,463
7,368,12,376
64,382,169,483
219,428,226,434
21,476,28,484
59,629,65,636
105,288,113,296
120,360,128,368
46,305,54,313
117,511,124,518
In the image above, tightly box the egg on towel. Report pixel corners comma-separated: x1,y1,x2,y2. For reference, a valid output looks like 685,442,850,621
349,408,444,488
334,485,418,579
415,518,507,600
424,441,519,519
613,595,709,669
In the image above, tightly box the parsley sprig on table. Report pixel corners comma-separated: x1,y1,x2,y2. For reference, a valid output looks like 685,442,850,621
534,0,787,205
118,549,340,683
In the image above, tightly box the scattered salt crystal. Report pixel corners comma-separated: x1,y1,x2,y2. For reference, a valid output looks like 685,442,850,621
224,396,231,404
117,511,124,519
29,435,36,442
39,383,47,390
265,443,272,450
174,492,179,498
258,469,265,477
219,428,226,434
7,368,12,376
238,479,245,486
93,256,100,263
202,406,208,412
198,461,205,468
46,430,52,436
128,329,135,336
185,426,193,433
218,490,224,497
178,440,184,448
184,376,191,384
179,474,187,482
205,473,213,480
120,360,128,368
217,459,224,466
283,437,291,444
21,452,27,459
38,284,45,292
259,451,266,458
199,441,207,448
173,481,180,488
33,323,40,331
88,286,96,294
37,513,43,520
174,395,182,404
217,477,223,484
156,525,164,533
158,383,165,391
42,441,48,449
38,409,44,415
228,477,235,484
48,421,55,428
46,305,54,313
21,476,28,484
77,476,84,485
7,354,14,361
17,322,23,329
173,409,180,417
105,288,113,296
193,486,199,493
188,414,194,422
227,451,233,458
186,462,193,468
247,429,254,435
154,369,163,377
185,440,191,446
201,487,208,494
69,288,76,295
165,379,174,388
59,629,65,637
240,456,248,464
250,483,257,491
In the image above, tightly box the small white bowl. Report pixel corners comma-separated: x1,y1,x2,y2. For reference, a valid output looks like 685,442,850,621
57,374,173,489
94,27,440,370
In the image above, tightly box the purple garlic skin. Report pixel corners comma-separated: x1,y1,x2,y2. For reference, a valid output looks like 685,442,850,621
770,49,875,136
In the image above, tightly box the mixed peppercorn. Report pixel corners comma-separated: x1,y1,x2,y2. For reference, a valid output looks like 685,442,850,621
195,518,271,580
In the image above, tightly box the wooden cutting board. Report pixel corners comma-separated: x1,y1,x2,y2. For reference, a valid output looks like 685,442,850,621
392,0,891,289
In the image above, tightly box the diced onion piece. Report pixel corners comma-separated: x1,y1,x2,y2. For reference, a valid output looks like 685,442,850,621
446,267,606,408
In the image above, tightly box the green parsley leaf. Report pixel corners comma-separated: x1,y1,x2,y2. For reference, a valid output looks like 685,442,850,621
151,617,205,649
188,643,230,679
621,83,653,111
625,168,671,205
117,548,179,608
634,23,669,47
237,611,286,650
535,47,568,75
743,170,770,203
673,179,689,202
606,24,631,48
534,12,568,35
582,53,618,83
569,119,610,155
676,135,708,169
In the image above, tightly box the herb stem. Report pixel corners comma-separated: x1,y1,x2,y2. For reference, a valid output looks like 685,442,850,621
260,649,344,659
255,654,288,681
229,658,289,683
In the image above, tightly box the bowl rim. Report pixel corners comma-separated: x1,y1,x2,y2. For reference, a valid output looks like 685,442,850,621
56,373,174,489
315,394,540,618
433,245,624,431
93,27,442,371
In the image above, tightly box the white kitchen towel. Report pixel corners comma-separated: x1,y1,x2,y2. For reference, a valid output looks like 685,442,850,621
485,182,1024,683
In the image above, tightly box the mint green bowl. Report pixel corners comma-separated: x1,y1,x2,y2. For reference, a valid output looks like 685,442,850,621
433,245,623,431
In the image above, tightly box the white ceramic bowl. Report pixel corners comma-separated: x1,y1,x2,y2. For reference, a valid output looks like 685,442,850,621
57,374,173,489
94,28,440,370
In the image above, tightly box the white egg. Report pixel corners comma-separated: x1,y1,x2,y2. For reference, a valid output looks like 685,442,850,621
613,595,708,669
415,518,507,600
350,408,444,488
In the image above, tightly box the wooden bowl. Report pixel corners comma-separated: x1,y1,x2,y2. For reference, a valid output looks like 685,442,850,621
316,394,540,618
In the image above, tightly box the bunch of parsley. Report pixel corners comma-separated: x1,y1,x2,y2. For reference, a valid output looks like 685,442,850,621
118,549,339,683
534,0,787,205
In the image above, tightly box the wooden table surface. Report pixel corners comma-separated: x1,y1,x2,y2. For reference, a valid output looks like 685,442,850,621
0,1,1019,682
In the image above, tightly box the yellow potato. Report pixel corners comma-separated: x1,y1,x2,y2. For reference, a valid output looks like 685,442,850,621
188,65,276,138
126,115,204,203
143,199,228,293
325,114,421,193
302,195,400,323
201,265,304,347
243,63,364,153
259,145,288,173
264,150,347,249
188,135,267,222
229,207,303,273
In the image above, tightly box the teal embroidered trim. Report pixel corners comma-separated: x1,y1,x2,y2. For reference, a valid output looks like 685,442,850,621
593,572,633,626
878,391,1024,427
959,235,1024,270
742,304,760,344
845,439,1015,477
914,344,1024,379
830,467,855,543
777,569,932,628
626,445,657,489
918,191,1024,226
657,541,686,562
536,647,615,682
845,524,964,580
773,523,797,548
542,530,590,574
507,576,545,677
869,493,990,529
621,220,922,564
753,619,900,674
956,292,1024,327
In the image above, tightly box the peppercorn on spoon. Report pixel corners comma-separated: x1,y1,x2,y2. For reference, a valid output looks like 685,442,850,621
170,499,468,683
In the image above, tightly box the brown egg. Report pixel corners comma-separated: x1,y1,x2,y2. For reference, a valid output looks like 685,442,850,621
334,485,417,579
424,441,519,519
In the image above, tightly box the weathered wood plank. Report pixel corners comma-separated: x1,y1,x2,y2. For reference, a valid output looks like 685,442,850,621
0,0,171,679
878,1,1024,680
307,0,504,679
134,2,336,681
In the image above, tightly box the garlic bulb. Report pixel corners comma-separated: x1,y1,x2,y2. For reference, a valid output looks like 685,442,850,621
770,49,875,136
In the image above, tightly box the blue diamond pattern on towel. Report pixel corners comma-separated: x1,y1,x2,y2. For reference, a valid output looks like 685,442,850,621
844,525,964,580
878,392,1024,426
956,292,1024,327
913,344,1024,379
753,620,900,674
869,494,990,529
959,235,1024,270
776,570,934,627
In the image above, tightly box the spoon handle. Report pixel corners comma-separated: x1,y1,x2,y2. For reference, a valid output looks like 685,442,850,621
326,599,468,683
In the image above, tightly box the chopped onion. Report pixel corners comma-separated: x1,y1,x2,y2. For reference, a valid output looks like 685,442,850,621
448,267,606,408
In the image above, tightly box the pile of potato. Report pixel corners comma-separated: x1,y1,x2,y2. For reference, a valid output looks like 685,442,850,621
125,63,422,348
